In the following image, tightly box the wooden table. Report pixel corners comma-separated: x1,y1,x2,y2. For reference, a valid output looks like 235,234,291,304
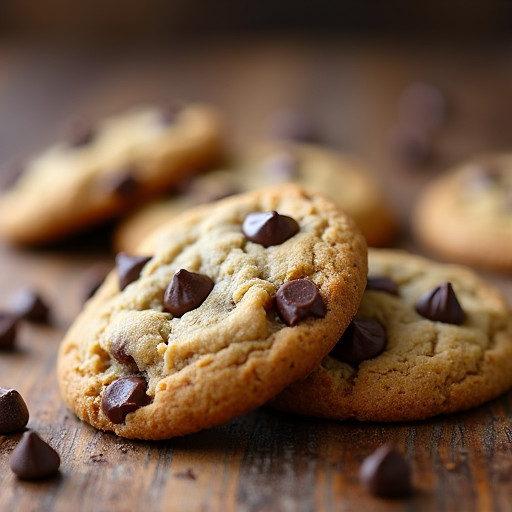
1,36,512,511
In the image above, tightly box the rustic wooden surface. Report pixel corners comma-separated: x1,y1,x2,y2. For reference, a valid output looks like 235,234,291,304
1,36,512,511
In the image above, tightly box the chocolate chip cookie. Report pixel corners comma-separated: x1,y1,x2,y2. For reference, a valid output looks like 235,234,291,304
412,155,512,271
0,103,225,245
57,184,368,439
114,141,396,253
269,249,512,421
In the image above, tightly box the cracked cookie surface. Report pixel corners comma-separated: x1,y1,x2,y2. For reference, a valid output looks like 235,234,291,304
0,103,224,245
412,154,512,270
269,249,512,421
57,184,367,439
114,141,396,253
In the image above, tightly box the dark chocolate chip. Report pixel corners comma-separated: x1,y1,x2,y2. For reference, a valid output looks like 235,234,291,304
275,279,326,326
330,319,386,367
0,313,19,350
398,82,446,132
359,443,412,498
110,336,137,367
67,119,95,148
415,282,465,325
366,276,398,295
163,269,214,317
243,211,299,247
116,253,152,291
10,287,50,323
104,167,139,197
267,109,320,143
0,388,29,434
262,153,299,183
10,431,60,480
101,377,151,424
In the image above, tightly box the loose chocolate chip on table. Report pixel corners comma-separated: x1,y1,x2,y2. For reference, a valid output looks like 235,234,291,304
262,152,299,183
10,431,60,480
330,318,386,367
243,211,299,247
104,167,139,197
416,281,465,325
359,443,412,498
67,119,95,148
275,279,326,327
366,276,399,295
10,287,50,323
101,377,151,424
163,269,214,317
0,313,19,350
116,253,152,291
0,388,29,434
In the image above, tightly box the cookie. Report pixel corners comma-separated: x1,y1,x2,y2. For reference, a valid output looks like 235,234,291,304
412,155,512,271
114,141,396,253
269,249,512,421
57,184,368,439
0,103,225,245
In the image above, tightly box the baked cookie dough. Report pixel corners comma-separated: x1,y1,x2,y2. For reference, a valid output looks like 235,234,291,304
57,184,368,439
0,103,225,245
412,155,512,271
269,249,512,421
114,141,396,253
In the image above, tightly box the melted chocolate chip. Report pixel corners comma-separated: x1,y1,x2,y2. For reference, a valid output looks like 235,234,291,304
330,319,386,367
104,167,139,197
262,153,299,183
101,377,151,424
359,443,412,498
275,279,326,326
110,337,137,367
10,431,60,480
243,211,299,247
163,269,214,317
10,287,50,323
0,313,19,350
67,120,95,148
116,253,152,291
0,388,29,434
366,276,398,295
415,282,465,325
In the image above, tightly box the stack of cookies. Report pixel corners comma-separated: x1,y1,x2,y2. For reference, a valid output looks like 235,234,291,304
1,102,512,442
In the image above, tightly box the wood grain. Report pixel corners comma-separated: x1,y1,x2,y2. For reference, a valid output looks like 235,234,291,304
1,37,512,511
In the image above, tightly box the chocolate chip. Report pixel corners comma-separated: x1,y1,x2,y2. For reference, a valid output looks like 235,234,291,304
366,276,398,295
67,119,95,148
110,337,137,367
0,388,29,434
116,253,152,291
262,153,299,183
104,167,139,197
275,279,326,326
415,282,465,325
10,431,60,480
101,377,151,424
359,443,412,498
0,313,19,350
330,319,386,366
243,211,299,247
163,269,214,317
10,287,50,323
267,109,320,143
